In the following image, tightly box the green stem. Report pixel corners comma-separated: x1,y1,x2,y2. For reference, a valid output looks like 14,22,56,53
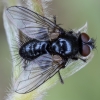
3,0,54,100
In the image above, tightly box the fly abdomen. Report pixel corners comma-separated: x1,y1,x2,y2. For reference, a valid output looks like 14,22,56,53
19,39,50,61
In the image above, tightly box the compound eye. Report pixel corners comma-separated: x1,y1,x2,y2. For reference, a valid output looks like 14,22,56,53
81,33,90,42
81,45,90,56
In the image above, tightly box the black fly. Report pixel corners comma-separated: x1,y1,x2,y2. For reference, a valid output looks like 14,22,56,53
6,6,95,93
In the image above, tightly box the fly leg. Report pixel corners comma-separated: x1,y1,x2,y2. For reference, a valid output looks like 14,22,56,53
49,16,59,40
53,16,62,26
52,55,67,84
58,71,64,84
57,60,67,84
53,15,56,24
49,16,65,40
72,56,87,62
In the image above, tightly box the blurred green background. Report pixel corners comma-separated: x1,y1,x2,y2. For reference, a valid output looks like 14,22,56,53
0,0,100,100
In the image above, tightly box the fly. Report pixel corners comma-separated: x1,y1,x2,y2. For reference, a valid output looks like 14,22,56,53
6,6,95,93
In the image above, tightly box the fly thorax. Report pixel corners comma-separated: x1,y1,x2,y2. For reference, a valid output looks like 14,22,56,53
51,36,79,57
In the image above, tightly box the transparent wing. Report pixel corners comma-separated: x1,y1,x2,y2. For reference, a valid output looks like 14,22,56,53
6,6,59,40
14,53,94,94
14,54,62,93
